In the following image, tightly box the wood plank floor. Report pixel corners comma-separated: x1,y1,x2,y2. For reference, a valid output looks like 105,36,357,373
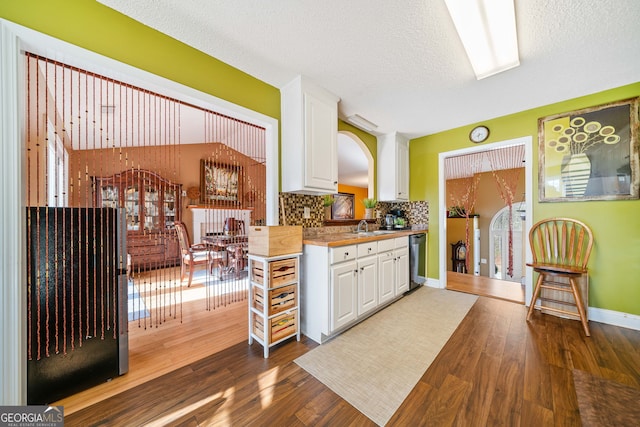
54,271,250,414
446,271,525,304
64,293,640,426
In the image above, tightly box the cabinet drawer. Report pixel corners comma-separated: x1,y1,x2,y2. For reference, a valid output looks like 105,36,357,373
357,241,378,257
395,236,409,248
253,284,297,316
377,238,395,252
270,310,298,342
128,244,164,256
252,310,297,343
251,257,298,286
330,245,357,264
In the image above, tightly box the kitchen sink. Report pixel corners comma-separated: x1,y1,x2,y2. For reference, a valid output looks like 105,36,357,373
352,230,397,236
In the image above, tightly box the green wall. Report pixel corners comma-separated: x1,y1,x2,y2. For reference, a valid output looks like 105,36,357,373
411,82,640,315
0,0,280,123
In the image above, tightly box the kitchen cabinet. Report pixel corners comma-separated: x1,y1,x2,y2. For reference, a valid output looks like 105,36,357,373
377,132,409,201
281,75,340,194
248,253,301,358
301,236,408,344
395,244,410,294
356,242,378,316
330,260,358,331
378,249,396,304
378,237,409,303
94,169,181,269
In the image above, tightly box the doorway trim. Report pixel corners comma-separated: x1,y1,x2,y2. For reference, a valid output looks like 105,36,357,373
0,18,279,404
438,136,533,302
338,130,375,198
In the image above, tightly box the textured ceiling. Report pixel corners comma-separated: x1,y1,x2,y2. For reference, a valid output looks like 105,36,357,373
97,0,640,140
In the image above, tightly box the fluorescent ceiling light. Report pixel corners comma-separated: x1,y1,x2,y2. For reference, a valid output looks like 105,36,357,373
346,114,378,132
444,0,520,80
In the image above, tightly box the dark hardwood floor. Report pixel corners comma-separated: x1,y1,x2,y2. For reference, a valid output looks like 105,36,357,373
64,295,640,426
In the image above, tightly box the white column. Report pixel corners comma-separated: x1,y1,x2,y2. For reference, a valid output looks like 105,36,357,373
0,20,27,405
473,216,480,276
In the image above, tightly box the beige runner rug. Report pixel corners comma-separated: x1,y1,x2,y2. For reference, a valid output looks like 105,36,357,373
295,286,478,426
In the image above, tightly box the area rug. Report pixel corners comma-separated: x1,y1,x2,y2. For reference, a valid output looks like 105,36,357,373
294,286,478,426
573,369,640,426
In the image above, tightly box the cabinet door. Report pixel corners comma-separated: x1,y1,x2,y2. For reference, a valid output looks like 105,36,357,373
378,251,396,304
377,132,409,201
357,256,378,316
99,184,119,209
396,139,409,200
395,247,410,294
144,182,160,231
303,91,338,191
124,184,140,231
331,261,357,331
164,188,177,228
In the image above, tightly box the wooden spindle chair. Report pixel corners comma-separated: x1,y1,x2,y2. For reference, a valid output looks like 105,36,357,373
175,222,222,286
526,217,594,336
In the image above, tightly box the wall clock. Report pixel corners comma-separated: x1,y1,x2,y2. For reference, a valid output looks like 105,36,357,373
469,125,490,143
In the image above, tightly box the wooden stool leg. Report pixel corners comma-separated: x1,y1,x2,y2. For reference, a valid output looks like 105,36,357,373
527,273,545,321
569,277,590,336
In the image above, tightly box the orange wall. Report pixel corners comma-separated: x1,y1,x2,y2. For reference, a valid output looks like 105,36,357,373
338,184,369,219
68,142,266,237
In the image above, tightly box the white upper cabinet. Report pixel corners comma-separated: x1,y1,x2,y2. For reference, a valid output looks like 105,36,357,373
281,75,340,194
377,132,409,201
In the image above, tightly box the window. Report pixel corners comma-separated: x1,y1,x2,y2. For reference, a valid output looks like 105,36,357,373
46,118,68,207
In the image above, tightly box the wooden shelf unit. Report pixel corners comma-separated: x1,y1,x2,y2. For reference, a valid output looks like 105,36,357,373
248,252,301,358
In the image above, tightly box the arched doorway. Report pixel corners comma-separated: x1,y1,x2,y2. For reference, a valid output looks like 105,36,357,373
489,205,525,283
337,131,374,219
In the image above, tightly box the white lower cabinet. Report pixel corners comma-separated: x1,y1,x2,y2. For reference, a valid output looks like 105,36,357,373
357,255,378,316
378,250,396,304
301,237,409,344
330,260,357,331
378,237,410,303
395,246,410,294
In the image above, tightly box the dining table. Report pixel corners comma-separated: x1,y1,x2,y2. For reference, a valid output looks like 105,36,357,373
201,234,249,278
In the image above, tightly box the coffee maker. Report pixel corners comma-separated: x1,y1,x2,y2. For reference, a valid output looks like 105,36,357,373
384,214,396,229
389,209,408,229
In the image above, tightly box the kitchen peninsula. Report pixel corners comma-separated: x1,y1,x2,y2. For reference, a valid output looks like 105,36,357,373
301,228,426,344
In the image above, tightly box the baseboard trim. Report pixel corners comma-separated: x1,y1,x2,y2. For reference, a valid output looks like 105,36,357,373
426,278,443,289
426,277,639,331
589,307,640,331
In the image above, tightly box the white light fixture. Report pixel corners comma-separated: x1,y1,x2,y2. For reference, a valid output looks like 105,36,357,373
444,0,520,80
346,114,378,132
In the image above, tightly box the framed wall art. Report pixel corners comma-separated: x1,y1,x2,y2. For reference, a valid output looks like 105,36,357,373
331,193,355,220
538,97,639,202
200,160,242,204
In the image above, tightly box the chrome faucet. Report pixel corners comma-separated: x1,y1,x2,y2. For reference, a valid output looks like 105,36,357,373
357,219,368,233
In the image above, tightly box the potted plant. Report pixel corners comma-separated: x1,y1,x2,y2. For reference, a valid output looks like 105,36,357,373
323,195,334,220
362,198,377,219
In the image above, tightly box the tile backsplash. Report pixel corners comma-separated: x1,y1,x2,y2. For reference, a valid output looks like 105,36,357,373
278,192,325,228
377,200,429,227
278,192,429,230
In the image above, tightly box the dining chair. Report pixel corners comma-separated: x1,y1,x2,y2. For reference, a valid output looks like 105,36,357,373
175,222,222,286
526,217,594,336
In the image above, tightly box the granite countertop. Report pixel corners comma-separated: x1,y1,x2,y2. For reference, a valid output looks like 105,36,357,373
303,227,427,247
